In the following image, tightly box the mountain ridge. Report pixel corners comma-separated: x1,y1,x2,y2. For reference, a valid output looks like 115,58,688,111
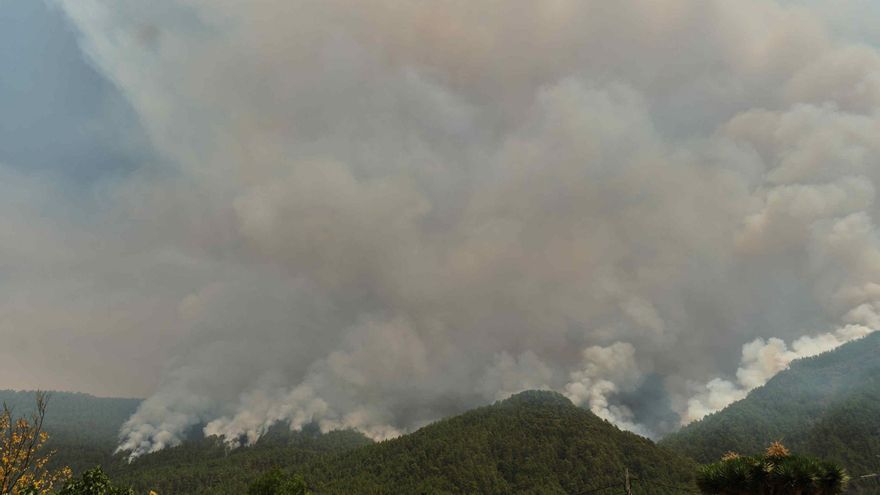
660,332,880,492
108,390,695,494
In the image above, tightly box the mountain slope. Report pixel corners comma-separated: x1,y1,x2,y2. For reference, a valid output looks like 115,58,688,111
117,391,695,494
302,390,696,494
112,426,373,495
0,389,374,492
661,332,880,486
0,390,141,473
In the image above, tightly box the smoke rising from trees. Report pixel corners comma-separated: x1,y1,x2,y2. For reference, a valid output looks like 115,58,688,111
20,0,880,457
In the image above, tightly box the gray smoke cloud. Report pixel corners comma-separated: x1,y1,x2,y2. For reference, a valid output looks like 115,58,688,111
37,0,880,458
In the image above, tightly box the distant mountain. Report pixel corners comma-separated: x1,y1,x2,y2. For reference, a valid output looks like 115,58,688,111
1,388,374,492
116,390,695,494
660,332,880,492
0,390,141,473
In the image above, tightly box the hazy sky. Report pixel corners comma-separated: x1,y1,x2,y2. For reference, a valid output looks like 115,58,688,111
0,0,161,394
3,0,880,456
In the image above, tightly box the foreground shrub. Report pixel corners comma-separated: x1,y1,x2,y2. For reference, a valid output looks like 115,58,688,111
247,468,310,495
696,442,848,495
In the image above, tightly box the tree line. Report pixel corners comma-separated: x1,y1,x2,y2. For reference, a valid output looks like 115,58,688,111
1,392,853,495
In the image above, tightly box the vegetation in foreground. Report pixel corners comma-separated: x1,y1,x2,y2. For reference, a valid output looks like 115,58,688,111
661,332,880,478
1,392,72,494
54,467,136,495
0,391,139,476
3,389,870,495
246,468,310,495
696,442,849,495
662,333,880,493
10,333,880,495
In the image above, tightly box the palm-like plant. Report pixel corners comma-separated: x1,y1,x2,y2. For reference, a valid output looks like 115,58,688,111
696,442,849,495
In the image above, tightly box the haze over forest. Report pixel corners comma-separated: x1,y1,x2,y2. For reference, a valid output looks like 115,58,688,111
3,0,880,463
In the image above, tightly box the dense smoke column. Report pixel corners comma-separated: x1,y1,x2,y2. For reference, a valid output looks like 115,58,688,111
50,0,880,458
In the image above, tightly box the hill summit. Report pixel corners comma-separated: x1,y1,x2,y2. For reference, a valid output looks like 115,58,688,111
111,390,694,494
300,389,695,494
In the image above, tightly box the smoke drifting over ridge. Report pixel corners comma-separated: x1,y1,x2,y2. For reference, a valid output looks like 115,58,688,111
45,0,880,457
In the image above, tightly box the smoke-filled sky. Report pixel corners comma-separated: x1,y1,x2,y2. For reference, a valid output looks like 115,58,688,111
3,0,880,457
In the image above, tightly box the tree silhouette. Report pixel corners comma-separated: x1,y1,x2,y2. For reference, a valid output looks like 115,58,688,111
55,466,135,495
696,442,848,495
247,468,310,495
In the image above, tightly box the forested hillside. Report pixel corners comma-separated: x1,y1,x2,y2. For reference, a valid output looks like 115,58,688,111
661,332,880,491
3,389,696,494
13,337,880,495
112,426,372,494
301,390,695,494
0,390,140,474
115,391,695,494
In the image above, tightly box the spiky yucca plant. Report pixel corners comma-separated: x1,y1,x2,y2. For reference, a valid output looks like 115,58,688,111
696,442,849,495
721,451,741,461
766,440,791,458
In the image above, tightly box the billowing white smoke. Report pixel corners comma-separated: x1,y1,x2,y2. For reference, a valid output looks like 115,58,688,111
52,0,880,459
684,318,875,423
564,342,651,437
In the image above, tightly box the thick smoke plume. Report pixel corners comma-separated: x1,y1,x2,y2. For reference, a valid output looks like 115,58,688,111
47,0,880,458
685,319,875,423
